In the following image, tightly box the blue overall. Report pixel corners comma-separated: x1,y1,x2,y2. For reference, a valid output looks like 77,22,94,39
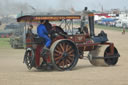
37,24,51,48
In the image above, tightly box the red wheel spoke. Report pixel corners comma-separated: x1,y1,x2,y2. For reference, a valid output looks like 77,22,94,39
62,43,66,51
68,56,74,62
58,60,64,67
66,46,72,52
61,60,65,68
65,44,68,52
65,60,68,67
56,58,63,64
56,46,62,51
68,49,74,54
69,54,74,57
67,59,71,64
59,43,64,52
55,50,62,55
65,44,70,52
55,56,62,61
54,53,60,57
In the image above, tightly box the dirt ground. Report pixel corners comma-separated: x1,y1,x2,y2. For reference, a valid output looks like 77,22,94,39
0,29,128,85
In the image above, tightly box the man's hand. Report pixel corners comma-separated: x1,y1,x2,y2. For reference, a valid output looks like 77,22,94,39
48,34,51,37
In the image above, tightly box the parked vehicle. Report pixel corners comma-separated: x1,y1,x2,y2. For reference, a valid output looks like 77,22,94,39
9,23,25,49
115,20,128,28
115,20,123,27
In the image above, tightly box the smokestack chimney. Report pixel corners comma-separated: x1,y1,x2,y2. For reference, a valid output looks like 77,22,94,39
88,13,95,37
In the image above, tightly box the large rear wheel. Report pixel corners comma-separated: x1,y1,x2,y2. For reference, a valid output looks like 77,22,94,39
50,40,79,71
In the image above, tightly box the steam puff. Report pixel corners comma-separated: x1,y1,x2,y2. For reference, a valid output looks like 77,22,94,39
0,0,33,16
0,0,81,15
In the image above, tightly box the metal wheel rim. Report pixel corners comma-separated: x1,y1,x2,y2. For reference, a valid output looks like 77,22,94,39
24,48,35,70
51,40,79,70
104,47,119,65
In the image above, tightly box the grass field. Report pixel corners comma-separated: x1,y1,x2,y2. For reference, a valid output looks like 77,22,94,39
0,38,10,48
95,24,128,32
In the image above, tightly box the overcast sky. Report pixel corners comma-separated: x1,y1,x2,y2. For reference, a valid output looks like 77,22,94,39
14,0,128,10
0,0,128,15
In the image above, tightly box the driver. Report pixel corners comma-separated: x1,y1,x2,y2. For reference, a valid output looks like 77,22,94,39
37,20,51,55
44,20,52,34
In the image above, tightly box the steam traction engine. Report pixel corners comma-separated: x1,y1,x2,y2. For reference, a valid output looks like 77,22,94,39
17,12,120,71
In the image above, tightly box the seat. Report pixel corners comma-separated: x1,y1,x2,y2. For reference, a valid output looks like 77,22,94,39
33,35,45,44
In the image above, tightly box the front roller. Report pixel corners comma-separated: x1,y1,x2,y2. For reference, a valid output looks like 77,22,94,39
88,45,120,66
50,39,79,71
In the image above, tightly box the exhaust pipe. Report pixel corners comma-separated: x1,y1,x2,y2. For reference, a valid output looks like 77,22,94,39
88,13,95,37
